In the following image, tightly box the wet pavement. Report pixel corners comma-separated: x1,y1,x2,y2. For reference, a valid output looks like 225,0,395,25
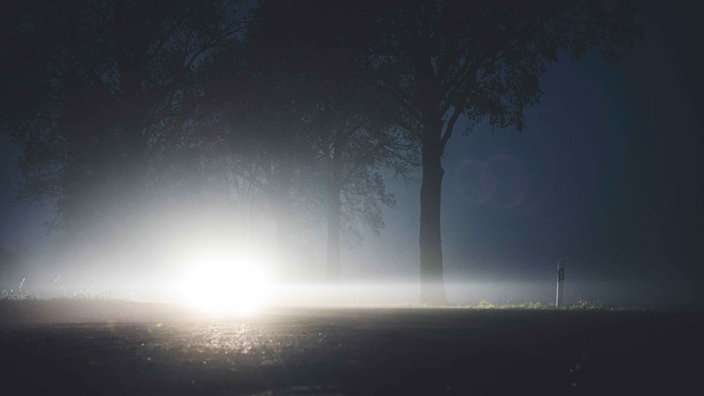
0,301,701,395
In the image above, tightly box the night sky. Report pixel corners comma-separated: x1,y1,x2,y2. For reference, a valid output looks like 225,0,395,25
1,1,702,308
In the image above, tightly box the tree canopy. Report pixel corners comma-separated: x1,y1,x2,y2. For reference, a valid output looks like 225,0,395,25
1,0,641,299
240,0,640,302
362,0,641,303
0,0,245,235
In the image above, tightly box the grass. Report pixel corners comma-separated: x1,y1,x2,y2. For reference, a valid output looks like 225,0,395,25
367,299,647,312
467,299,646,311
1,288,112,302
0,291,36,301
0,294,639,310
1,282,646,313
389,299,646,311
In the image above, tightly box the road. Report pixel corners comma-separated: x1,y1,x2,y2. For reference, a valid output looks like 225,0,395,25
0,300,701,395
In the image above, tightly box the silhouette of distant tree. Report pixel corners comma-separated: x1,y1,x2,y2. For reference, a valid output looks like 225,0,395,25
0,0,246,236
197,47,321,270
0,246,21,293
304,80,413,281
204,2,416,280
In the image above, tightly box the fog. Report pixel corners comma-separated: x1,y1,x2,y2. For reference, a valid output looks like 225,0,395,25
2,1,703,312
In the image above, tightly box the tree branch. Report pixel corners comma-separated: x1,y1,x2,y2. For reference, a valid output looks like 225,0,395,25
440,106,461,150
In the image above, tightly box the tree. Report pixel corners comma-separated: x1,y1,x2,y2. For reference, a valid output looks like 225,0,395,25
309,82,411,281
0,0,246,236
195,38,325,275
230,0,641,302
357,0,641,304
0,246,21,293
204,2,416,281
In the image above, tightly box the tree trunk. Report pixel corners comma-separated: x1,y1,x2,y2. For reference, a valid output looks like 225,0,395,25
418,123,448,305
273,202,290,271
326,143,343,282
413,20,448,304
326,186,341,281
272,167,293,273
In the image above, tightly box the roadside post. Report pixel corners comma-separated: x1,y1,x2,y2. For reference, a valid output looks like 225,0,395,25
556,259,565,308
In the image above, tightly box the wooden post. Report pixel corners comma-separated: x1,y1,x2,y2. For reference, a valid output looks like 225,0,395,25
556,259,565,308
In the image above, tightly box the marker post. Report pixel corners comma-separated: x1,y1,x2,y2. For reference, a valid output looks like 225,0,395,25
556,260,565,308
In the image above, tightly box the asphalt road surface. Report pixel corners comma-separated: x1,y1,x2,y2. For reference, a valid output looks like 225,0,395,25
0,300,701,395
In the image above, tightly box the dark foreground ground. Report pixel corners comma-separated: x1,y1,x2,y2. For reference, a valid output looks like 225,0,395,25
0,300,702,395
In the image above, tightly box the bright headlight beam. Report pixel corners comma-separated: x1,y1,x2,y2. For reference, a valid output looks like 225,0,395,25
180,250,273,313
